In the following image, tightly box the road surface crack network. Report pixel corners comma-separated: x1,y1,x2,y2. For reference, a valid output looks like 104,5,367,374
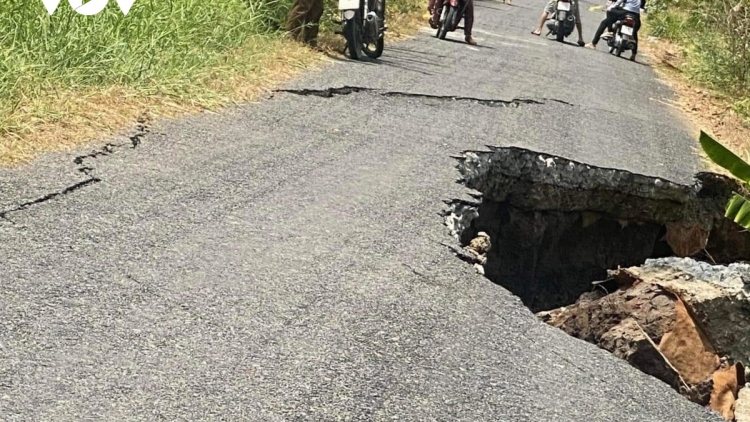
0,120,150,225
275,86,575,107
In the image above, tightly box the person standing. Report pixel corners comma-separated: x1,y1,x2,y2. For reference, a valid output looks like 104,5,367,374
287,0,325,47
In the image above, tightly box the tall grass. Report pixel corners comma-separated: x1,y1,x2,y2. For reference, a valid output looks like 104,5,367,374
0,1,275,122
0,0,423,163
647,0,750,116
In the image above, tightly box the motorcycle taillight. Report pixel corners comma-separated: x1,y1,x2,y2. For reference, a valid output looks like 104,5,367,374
623,17,635,26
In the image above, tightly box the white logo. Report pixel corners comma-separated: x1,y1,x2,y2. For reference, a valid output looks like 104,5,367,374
41,0,136,16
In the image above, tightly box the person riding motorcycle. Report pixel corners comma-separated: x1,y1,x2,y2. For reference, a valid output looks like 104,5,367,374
586,0,643,61
428,0,477,45
531,0,585,46
601,0,646,39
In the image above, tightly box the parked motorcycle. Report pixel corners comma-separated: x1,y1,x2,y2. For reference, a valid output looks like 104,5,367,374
545,0,576,42
338,0,386,60
606,13,637,59
435,0,469,40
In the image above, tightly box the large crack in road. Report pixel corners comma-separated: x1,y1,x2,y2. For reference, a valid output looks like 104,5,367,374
445,146,750,419
0,90,558,227
0,13,715,415
0,120,149,225
445,145,747,311
275,86,574,107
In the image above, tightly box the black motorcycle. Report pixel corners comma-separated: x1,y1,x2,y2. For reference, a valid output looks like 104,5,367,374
606,13,637,59
338,0,386,60
435,0,469,40
545,0,576,42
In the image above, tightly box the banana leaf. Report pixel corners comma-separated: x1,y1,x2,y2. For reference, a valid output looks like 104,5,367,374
726,192,750,229
700,130,750,182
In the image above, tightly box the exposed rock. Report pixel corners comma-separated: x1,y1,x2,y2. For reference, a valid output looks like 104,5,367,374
598,318,685,390
538,257,750,419
628,258,750,366
455,147,747,224
709,363,745,420
468,231,491,255
735,387,750,422
463,231,491,266
665,221,709,257
658,298,719,385
443,199,480,240
539,279,677,345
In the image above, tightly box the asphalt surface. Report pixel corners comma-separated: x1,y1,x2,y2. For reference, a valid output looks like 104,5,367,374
0,0,718,421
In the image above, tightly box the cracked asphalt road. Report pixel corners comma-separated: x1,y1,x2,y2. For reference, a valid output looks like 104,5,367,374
0,0,719,421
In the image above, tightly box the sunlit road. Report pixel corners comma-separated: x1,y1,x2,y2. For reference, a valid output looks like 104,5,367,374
0,1,717,420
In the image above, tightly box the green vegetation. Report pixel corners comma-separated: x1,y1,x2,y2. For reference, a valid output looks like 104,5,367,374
0,0,422,164
1,1,282,123
647,0,750,117
700,130,750,228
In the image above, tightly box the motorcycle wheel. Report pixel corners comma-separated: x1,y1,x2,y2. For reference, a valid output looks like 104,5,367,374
363,0,385,58
616,42,624,57
438,6,457,40
344,10,363,60
555,18,564,42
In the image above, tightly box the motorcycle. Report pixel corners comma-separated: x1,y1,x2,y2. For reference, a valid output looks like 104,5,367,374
545,0,576,43
337,0,386,60
435,0,469,40
606,13,637,59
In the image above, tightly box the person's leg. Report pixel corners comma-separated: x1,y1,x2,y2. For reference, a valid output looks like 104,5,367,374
574,0,584,45
587,10,616,48
428,0,438,28
464,0,476,44
431,0,444,26
532,0,555,35
304,0,324,46
286,0,308,42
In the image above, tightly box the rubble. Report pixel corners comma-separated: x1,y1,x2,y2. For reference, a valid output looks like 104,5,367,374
735,387,750,422
445,146,750,419
450,147,750,311
538,257,750,419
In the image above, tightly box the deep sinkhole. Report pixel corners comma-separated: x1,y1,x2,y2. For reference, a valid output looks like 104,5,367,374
445,146,750,313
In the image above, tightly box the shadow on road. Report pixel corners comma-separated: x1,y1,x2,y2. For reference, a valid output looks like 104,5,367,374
328,46,447,75
441,37,497,50
389,45,450,59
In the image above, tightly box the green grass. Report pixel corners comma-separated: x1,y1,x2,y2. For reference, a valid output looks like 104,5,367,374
0,0,423,164
646,0,750,117
1,1,276,107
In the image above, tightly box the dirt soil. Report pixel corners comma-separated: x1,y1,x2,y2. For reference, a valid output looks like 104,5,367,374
640,36,750,171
